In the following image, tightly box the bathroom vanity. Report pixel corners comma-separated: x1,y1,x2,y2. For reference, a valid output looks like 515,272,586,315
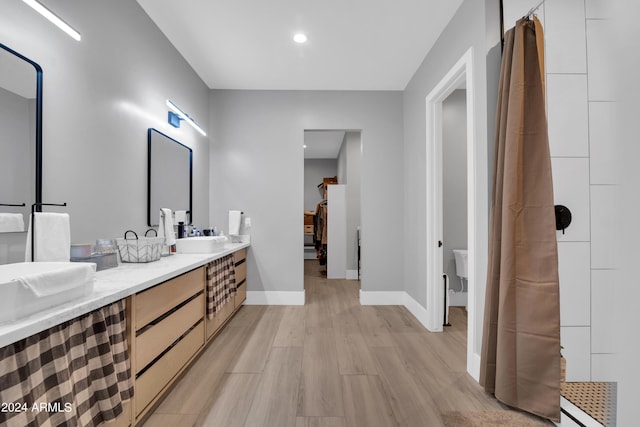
0,242,249,427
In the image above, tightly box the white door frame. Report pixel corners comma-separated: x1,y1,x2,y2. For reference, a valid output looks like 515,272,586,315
425,47,488,380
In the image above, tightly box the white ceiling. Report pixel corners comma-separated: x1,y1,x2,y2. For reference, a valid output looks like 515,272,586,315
304,130,345,159
137,0,464,91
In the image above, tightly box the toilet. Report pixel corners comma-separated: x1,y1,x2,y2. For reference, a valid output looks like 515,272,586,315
452,249,468,291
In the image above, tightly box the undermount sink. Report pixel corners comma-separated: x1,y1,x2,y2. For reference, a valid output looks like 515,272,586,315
0,262,96,323
175,236,229,254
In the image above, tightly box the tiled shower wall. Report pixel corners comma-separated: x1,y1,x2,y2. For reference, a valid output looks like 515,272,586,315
503,0,615,382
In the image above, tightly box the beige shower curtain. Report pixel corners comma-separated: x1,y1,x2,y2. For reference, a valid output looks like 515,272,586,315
479,17,561,422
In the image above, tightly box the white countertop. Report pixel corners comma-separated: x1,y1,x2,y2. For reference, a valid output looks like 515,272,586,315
0,242,249,348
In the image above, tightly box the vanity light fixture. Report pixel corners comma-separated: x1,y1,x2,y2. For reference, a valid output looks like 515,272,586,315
293,33,308,44
22,0,81,41
166,99,207,136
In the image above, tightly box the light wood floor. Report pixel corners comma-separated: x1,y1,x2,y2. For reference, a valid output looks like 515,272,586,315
142,260,511,426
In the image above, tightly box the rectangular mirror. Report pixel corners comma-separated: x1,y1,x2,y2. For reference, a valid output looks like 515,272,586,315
0,43,43,233
147,128,192,227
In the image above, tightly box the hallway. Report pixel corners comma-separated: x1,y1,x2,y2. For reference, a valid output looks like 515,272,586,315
142,261,538,426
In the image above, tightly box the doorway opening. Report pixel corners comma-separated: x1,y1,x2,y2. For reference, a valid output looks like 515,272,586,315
442,88,468,333
425,48,488,380
303,130,362,291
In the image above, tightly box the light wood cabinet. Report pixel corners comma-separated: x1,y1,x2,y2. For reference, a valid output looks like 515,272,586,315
130,266,205,423
135,322,204,415
135,267,203,330
234,248,247,308
135,295,204,372
128,247,248,426
235,282,246,309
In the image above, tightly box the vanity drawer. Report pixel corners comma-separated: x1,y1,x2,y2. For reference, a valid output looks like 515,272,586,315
135,321,204,416
233,248,247,265
235,259,247,284
135,294,204,373
135,267,204,330
235,282,246,308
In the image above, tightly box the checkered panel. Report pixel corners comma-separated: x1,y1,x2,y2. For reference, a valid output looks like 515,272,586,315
0,300,133,427
206,255,237,320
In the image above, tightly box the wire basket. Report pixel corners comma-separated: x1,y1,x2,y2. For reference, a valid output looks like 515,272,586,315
116,230,163,263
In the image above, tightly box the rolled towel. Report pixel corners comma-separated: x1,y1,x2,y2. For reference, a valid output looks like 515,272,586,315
0,213,25,232
24,213,71,262
158,208,176,246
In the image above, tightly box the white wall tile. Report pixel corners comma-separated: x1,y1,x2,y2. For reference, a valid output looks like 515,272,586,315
590,186,619,268
558,242,591,326
561,326,591,381
589,102,618,184
586,20,615,101
591,354,617,381
545,0,587,74
591,269,617,353
552,158,590,241
585,0,612,19
547,75,589,157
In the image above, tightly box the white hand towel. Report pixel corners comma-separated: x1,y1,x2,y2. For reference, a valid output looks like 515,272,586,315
228,210,242,235
0,213,25,232
158,208,176,246
24,213,71,262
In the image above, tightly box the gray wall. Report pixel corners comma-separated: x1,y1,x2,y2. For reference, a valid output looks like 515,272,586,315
304,159,337,211
442,90,468,296
0,0,209,256
338,132,362,273
337,134,347,187
209,90,403,294
403,0,500,355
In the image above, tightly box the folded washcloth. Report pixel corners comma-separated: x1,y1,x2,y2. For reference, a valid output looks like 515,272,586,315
158,208,176,246
24,213,71,262
0,213,25,232
11,262,96,297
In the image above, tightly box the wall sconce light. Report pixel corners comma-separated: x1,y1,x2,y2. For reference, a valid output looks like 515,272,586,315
22,0,81,41
167,100,207,136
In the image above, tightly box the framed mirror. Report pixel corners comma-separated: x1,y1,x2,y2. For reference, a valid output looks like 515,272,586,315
147,128,192,227
0,43,43,233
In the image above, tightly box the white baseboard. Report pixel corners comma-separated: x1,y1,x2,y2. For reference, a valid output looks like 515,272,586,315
403,292,432,331
346,270,359,280
449,291,468,307
245,291,305,305
468,352,481,381
359,290,405,305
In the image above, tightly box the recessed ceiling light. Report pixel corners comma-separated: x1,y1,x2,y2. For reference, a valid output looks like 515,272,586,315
293,33,308,44
303,144,307,148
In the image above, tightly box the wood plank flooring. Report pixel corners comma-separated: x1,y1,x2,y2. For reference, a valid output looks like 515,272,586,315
143,260,511,426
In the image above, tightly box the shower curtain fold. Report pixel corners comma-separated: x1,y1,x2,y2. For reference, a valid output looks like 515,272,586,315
479,17,561,422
